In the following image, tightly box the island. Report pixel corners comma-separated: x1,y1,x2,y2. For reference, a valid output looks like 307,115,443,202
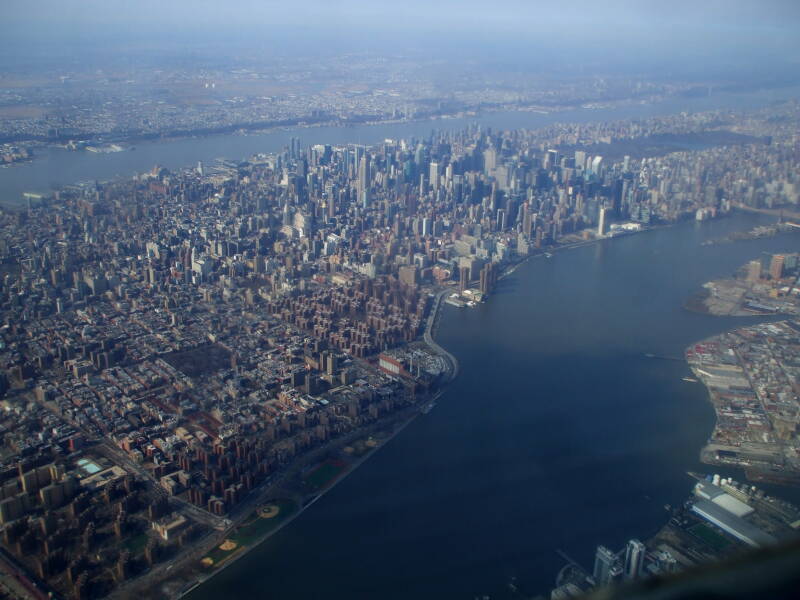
0,101,797,599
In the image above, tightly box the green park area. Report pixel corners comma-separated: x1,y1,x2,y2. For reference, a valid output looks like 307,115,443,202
688,523,732,552
201,499,297,569
302,459,347,491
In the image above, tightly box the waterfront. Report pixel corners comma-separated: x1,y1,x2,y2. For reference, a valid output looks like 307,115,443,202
1,85,799,207
1,82,799,599
185,213,799,600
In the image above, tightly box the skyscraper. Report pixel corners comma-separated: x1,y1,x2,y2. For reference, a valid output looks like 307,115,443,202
483,147,496,173
429,161,440,191
574,150,586,171
479,262,497,295
496,208,506,231
623,539,646,580
358,155,370,207
770,254,785,280
459,266,470,294
593,545,618,586
545,149,559,169
746,260,762,282
598,206,609,236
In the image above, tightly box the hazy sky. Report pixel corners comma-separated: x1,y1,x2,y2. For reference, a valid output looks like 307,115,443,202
2,1,799,74
6,0,799,33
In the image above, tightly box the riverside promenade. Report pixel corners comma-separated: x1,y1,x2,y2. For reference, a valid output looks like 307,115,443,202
424,290,459,382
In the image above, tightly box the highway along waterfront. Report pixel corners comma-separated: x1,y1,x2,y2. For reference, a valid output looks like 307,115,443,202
187,212,800,600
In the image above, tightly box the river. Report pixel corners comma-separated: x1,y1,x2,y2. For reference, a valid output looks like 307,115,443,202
5,83,800,598
1,85,799,206
186,213,800,599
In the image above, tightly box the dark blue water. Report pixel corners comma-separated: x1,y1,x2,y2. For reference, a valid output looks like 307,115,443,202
187,213,800,600
2,84,799,205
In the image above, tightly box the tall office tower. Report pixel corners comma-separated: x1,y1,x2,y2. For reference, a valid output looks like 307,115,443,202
453,174,463,203
746,260,762,282
623,155,631,173
358,155,370,193
483,147,497,173
459,266,470,294
496,208,507,231
414,143,425,168
574,150,587,171
623,539,646,580
770,254,785,280
591,155,603,175
523,209,533,237
621,179,631,216
358,155,370,207
546,149,559,169
422,217,431,237
479,262,497,295
593,545,618,586
429,161,440,191
597,206,609,236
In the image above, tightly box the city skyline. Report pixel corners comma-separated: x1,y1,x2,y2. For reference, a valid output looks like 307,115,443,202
1,3,800,599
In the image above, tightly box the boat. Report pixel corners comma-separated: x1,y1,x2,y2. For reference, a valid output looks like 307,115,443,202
682,377,698,383
544,252,553,258
420,402,436,414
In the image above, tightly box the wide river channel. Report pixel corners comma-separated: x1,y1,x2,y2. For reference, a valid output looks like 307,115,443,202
188,213,799,599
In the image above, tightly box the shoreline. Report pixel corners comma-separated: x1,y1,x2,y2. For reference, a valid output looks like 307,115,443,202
3,82,796,208
150,286,459,600
686,323,800,489
111,397,442,600
174,402,434,600
7,75,799,152
0,94,658,152
6,119,786,597
151,216,795,599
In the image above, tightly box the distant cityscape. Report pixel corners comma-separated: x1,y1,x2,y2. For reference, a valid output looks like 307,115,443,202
0,51,751,147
